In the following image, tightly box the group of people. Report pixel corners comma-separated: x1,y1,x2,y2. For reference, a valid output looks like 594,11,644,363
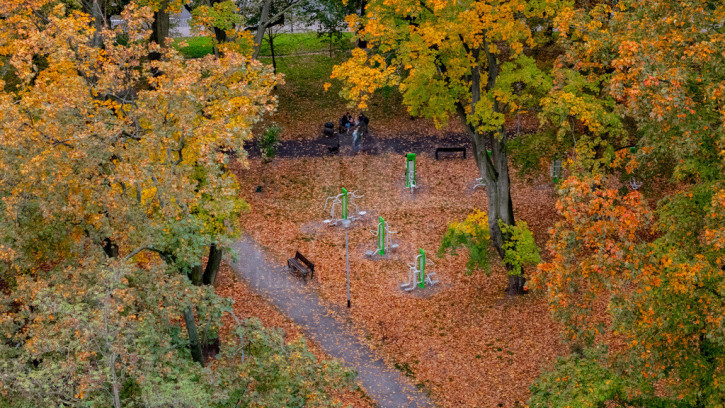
339,112,369,149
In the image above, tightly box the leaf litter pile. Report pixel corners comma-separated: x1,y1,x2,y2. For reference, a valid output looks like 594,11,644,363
229,153,564,407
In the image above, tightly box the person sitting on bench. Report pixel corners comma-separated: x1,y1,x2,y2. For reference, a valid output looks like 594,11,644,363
358,112,369,136
339,114,350,133
345,112,353,132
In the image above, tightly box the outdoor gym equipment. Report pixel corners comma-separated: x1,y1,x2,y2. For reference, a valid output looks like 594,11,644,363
401,249,438,291
629,178,643,190
323,188,366,225
405,153,417,192
365,216,398,257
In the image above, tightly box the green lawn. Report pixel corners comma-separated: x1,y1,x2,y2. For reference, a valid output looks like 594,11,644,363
258,32,354,57
173,36,214,58
173,32,354,59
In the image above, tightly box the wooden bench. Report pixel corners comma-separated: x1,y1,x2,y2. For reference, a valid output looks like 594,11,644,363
287,251,315,280
435,146,466,160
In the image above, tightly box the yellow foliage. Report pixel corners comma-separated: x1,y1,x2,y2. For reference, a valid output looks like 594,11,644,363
450,209,490,239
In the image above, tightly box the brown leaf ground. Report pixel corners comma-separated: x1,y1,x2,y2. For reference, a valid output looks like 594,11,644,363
229,153,565,407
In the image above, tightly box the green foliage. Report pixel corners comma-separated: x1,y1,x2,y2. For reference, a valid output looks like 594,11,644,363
438,210,492,274
507,129,561,181
191,0,242,33
499,220,541,277
0,264,356,407
0,263,215,407
438,212,541,277
216,318,355,408
530,347,624,408
530,347,667,408
259,124,282,161
656,183,714,256
530,346,692,408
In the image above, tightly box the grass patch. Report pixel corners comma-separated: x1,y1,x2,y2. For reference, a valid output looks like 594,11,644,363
173,36,214,58
258,52,405,112
259,53,346,105
258,32,354,57
173,32,353,59
255,52,415,139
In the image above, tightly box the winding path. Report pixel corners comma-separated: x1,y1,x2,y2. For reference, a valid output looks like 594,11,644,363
229,236,434,408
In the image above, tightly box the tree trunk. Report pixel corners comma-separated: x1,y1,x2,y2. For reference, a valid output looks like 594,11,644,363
507,274,526,295
202,244,223,286
252,0,273,59
268,29,277,74
189,264,203,286
213,26,227,58
213,26,227,43
109,354,121,408
356,0,368,49
102,238,119,258
462,41,525,296
149,4,169,66
151,6,170,47
183,307,205,366
88,0,105,48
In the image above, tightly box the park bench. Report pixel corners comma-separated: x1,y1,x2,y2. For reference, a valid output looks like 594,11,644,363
287,251,315,280
435,146,466,160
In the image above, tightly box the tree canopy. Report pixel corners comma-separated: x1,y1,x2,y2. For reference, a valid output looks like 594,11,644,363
330,0,564,294
531,0,725,406
0,2,353,406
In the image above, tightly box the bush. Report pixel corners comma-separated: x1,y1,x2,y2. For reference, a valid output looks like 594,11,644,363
438,210,492,274
259,124,282,162
499,220,541,276
530,347,630,408
438,211,541,276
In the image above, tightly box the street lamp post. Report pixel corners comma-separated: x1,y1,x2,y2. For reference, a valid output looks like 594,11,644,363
343,218,351,308
323,188,365,309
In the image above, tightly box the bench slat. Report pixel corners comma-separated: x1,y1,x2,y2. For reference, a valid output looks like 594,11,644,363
295,251,315,273
288,252,314,280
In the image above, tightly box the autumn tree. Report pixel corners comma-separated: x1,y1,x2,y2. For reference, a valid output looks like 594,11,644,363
0,261,354,406
0,2,354,405
330,0,562,294
299,0,363,53
531,1,725,406
1,0,278,357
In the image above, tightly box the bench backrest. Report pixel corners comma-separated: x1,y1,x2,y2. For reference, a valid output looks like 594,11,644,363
295,251,314,272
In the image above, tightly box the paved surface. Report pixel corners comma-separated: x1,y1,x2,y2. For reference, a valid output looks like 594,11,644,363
243,131,473,159
229,236,434,408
